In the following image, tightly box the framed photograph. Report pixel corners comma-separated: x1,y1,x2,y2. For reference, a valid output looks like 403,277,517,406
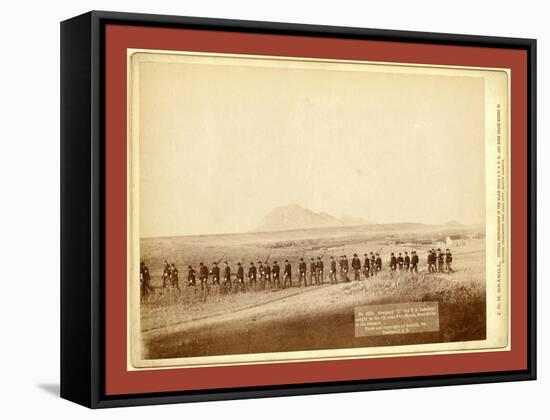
61,11,536,408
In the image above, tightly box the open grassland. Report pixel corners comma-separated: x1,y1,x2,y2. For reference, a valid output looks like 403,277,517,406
140,225,485,359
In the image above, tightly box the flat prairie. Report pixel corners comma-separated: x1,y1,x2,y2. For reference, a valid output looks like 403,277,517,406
139,224,485,360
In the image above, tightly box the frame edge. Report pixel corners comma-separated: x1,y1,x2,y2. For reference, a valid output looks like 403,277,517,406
60,11,96,408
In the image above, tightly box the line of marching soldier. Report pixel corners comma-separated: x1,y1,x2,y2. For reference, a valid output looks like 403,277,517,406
426,248,453,273
140,249,454,297
388,251,420,276
141,259,180,297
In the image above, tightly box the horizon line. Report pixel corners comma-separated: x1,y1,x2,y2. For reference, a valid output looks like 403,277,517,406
141,221,485,240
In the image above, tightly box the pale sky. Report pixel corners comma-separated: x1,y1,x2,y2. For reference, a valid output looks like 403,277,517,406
137,54,486,237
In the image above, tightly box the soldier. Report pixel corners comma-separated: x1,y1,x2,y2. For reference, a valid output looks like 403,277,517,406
298,258,307,287
445,249,454,272
437,248,444,273
351,253,361,281
264,260,272,288
310,258,318,285
370,252,376,277
329,256,338,284
363,253,370,278
428,250,436,273
161,259,171,288
140,261,152,299
404,252,410,271
187,265,196,287
410,251,419,273
283,259,292,288
397,253,404,271
236,262,245,291
258,260,265,286
272,261,280,288
170,263,180,290
343,255,349,277
199,262,209,290
210,261,220,286
317,256,324,284
248,262,257,287
340,255,349,282
222,261,231,292
375,253,382,274
389,253,397,275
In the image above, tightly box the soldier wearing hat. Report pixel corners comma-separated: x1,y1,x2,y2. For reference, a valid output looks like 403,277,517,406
317,256,324,284
363,253,370,278
222,261,231,291
272,261,280,288
375,253,382,274
351,253,361,281
389,253,397,275
340,255,349,282
170,263,180,290
437,248,444,273
410,251,419,273
283,259,292,288
264,260,272,287
329,256,337,284
309,258,317,285
187,265,196,287
445,249,454,273
199,262,209,290
236,262,245,289
258,260,265,285
248,262,257,287
140,261,152,299
432,249,438,273
161,259,171,288
397,252,404,271
370,252,376,276
210,261,220,286
404,252,410,271
298,258,307,287
427,250,436,273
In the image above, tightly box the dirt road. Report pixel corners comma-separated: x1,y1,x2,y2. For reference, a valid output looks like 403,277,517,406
143,268,485,359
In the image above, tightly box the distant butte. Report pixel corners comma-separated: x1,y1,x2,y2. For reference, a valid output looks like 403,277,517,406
254,205,368,233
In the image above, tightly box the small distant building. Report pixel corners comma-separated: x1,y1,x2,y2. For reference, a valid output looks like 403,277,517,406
446,234,465,247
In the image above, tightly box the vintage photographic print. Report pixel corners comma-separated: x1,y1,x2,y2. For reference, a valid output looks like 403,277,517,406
128,50,510,369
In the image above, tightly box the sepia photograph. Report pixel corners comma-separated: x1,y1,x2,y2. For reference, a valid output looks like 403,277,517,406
128,50,510,368
55,6,537,410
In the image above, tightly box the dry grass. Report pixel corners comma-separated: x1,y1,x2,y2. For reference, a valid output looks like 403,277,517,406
140,227,486,356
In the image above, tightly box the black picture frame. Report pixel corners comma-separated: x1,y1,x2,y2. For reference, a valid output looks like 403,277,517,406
60,10,537,408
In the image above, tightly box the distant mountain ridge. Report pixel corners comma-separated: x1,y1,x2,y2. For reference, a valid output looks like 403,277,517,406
254,205,368,233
